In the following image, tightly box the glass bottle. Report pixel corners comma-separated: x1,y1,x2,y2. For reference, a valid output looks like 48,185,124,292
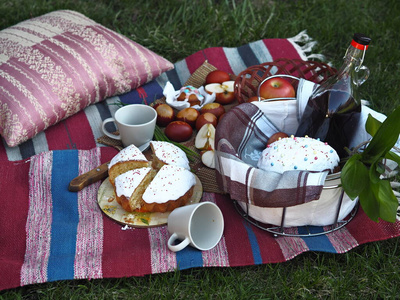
295,33,371,158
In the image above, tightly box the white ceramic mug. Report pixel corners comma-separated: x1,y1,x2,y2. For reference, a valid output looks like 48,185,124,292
167,202,224,252
102,104,157,148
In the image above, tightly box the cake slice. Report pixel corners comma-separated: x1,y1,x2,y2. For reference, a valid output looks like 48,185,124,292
150,141,190,170
108,144,150,185
141,165,196,213
113,167,155,212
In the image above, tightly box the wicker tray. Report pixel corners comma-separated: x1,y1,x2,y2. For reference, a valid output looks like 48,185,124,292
234,58,336,103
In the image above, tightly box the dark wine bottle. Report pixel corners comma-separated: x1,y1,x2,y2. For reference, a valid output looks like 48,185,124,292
296,33,371,158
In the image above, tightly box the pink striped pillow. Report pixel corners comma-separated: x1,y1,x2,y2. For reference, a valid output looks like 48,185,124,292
0,10,174,147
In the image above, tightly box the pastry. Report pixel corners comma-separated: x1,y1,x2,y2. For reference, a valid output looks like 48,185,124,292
109,141,196,213
257,135,340,173
108,144,150,185
176,85,204,106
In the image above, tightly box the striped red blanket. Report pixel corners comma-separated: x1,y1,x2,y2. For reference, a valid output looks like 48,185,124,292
1,33,399,291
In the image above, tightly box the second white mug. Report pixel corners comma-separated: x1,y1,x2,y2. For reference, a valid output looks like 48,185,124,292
101,104,157,148
167,202,224,252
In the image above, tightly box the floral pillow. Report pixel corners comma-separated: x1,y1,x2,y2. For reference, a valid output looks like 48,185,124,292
0,10,174,147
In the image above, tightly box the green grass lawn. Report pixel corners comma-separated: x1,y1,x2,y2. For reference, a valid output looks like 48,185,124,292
1,0,400,298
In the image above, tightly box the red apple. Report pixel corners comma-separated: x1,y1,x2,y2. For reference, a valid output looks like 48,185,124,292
195,113,218,131
204,81,236,105
259,77,295,100
205,70,231,84
247,96,265,102
155,103,175,127
200,102,225,119
164,121,193,142
267,132,289,145
176,107,200,128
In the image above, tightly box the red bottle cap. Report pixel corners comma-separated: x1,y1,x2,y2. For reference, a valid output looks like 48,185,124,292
351,33,371,50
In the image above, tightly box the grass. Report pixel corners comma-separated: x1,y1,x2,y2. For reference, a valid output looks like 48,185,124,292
1,0,400,298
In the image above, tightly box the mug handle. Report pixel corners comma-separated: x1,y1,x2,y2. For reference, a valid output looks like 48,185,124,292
102,117,121,140
167,233,190,252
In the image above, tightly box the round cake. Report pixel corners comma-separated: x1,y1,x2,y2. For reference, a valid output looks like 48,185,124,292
109,141,196,213
176,85,204,106
257,135,340,173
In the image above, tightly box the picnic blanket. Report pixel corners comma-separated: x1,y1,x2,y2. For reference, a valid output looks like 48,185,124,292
1,32,400,292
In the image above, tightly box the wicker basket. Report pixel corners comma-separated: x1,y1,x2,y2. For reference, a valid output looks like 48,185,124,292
234,58,336,103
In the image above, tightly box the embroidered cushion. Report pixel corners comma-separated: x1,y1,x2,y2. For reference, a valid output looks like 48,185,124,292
0,10,173,147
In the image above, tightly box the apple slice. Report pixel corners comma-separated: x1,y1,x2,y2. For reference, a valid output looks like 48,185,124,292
201,150,215,169
204,81,236,105
195,123,215,151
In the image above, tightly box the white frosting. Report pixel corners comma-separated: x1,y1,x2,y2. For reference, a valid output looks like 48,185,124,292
114,168,152,198
142,165,196,204
108,144,148,169
151,141,190,170
257,136,339,174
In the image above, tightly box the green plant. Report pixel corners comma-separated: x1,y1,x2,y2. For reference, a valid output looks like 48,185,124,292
341,106,400,222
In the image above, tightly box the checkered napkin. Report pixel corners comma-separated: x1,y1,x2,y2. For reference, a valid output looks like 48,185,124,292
214,78,400,208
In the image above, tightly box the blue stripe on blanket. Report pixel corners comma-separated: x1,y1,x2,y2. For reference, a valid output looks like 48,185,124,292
119,80,164,105
298,226,336,253
244,221,262,264
48,150,79,281
237,44,261,67
165,68,182,90
175,246,203,270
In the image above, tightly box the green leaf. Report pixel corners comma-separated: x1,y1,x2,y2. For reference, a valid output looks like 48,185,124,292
341,153,368,199
372,180,398,223
359,185,380,222
365,113,382,137
385,150,400,167
362,106,400,164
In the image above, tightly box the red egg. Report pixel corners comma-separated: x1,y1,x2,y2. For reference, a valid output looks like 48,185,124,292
164,121,193,142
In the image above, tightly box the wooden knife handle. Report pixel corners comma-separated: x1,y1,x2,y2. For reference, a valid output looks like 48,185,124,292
68,161,109,192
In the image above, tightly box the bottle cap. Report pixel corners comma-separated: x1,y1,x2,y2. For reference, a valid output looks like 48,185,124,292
351,33,371,50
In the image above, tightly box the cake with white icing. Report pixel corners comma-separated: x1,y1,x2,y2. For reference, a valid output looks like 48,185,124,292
257,136,340,174
109,141,196,213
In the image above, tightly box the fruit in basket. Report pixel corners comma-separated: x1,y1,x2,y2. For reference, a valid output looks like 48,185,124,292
259,77,295,100
205,70,231,84
164,121,193,142
204,81,235,104
200,102,225,119
195,113,218,131
176,107,200,128
155,103,175,127
266,132,289,145
247,96,265,102
195,123,215,151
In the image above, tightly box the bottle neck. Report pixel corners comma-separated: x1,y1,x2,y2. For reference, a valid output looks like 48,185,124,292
341,43,367,72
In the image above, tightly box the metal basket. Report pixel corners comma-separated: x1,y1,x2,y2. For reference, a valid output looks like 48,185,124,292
231,59,360,237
